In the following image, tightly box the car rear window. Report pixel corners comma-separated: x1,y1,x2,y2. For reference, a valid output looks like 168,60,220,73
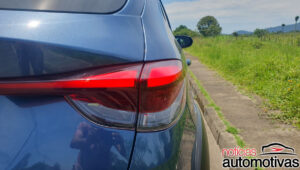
0,0,127,13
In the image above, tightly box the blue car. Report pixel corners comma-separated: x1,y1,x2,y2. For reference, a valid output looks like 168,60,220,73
0,0,209,169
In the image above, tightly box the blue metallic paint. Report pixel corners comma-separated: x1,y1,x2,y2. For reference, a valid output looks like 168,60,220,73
192,100,210,170
0,0,142,169
130,106,187,170
0,0,144,78
0,39,132,78
0,11,144,59
0,0,209,169
141,0,181,61
118,0,145,16
0,96,134,170
129,1,209,169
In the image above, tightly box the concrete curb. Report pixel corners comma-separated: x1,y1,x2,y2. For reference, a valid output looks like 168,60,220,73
189,73,253,170
189,76,242,170
189,76,237,150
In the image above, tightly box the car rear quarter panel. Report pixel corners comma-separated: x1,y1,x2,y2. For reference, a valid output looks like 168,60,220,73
0,0,145,78
129,1,209,169
142,0,181,62
0,96,135,170
0,0,145,169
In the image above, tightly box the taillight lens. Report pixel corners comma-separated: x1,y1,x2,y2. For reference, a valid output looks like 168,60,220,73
138,60,186,131
0,60,186,131
0,64,143,129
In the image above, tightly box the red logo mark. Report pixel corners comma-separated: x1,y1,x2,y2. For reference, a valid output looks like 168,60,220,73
271,147,284,152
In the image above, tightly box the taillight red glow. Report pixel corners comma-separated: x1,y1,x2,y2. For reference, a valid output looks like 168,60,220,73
0,60,185,130
137,60,186,130
0,64,142,128
0,70,138,91
147,65,182,87
139,60,184,113
84,70,138,88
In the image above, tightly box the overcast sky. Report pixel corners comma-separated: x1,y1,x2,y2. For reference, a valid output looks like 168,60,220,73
162,0,300,34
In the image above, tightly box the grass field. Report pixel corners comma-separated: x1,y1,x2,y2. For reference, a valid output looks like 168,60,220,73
186,33,300,128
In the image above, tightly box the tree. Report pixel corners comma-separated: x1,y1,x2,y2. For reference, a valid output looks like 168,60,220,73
173,25,199,37
232,32,239,39
295,16,299,32
174,25,188,32
254,29,268,40
197,16,222,37
281,24,285,32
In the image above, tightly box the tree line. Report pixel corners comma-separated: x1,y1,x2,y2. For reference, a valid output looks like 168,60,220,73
174,15,299,38
174,16,221,37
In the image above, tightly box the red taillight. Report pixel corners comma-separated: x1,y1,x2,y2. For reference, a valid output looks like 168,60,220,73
139,60,184,113
147,65,182,87
138,60,186,130
0,68,140,94
0,64,142,128
0,60,185,130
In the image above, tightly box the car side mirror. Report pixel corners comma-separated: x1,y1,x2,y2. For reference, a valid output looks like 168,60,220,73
175,36,193,48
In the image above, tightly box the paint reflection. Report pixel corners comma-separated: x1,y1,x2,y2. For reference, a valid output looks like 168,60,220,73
70,122,127,170
12,154,60,170
12,41,44,76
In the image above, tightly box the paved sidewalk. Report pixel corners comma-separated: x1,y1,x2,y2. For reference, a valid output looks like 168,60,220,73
186,52,300,154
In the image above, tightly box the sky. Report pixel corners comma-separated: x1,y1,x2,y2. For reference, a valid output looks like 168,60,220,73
162,0,300,34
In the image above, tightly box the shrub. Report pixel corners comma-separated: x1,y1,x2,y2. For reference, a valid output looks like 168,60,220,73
252,41,263,49
173,25,200,37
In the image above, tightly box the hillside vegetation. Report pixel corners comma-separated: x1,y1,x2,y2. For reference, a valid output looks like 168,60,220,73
186,33,300,128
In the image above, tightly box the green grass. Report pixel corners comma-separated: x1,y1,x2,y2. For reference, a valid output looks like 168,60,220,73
189,69,246,147
186,33,300,128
